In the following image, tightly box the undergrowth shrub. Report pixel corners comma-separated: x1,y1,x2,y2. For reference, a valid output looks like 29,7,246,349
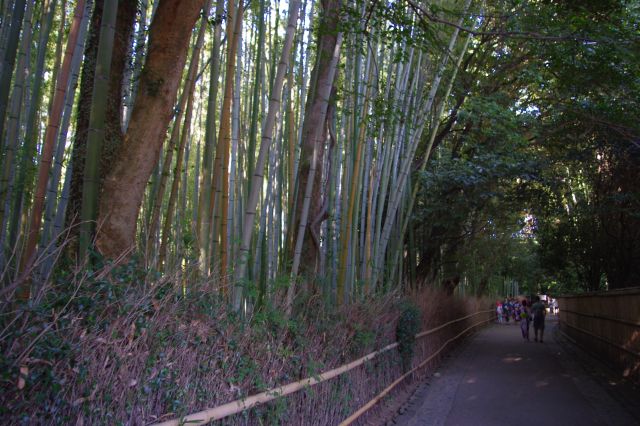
0,261,491,425
396,302,421,372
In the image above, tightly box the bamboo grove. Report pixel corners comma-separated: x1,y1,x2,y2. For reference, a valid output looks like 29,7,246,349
2,0,638,309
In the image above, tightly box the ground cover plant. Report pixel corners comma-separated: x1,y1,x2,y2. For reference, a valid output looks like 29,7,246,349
1,259,489,424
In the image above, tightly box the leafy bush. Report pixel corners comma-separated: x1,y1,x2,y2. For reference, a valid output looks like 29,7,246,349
396,302,421,372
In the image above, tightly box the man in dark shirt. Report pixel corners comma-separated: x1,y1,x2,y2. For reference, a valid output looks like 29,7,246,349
531,296,546,342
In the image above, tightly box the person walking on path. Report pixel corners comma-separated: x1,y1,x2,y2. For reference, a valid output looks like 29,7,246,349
503,299,510,323
519,299,531,341
531,296,546,342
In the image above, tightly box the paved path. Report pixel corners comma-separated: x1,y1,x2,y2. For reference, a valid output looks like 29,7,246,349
394,317,640,426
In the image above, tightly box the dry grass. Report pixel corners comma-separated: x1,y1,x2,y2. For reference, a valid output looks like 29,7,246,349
0,263,491,425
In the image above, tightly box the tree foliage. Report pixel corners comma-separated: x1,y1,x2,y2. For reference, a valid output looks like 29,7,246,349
0,0,637,306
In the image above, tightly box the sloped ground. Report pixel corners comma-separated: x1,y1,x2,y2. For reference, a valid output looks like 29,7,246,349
1,265,491,425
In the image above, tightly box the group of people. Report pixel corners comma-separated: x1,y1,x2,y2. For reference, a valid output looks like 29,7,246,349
496,296,547,342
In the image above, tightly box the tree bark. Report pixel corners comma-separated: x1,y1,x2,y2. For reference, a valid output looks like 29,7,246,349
96,0,205,259
288,29,343,313
79,0,119,256
292,0,342,275
66,0,104,233
157,0,211,269
66,0,137,243
146,0,210,264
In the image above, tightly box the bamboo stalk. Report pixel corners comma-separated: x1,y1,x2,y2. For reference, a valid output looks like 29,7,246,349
16,0,86,299
158,87,195,270
389,31,474,281
375,0,472,279
79,0,118,258
235,0,301,286
0,0,16,73
245,0,266,208
229,31,241,279
7,0,58,254
46,0,67,118
287,69,296,217
39,0,92,280
196,0,224,274
0,0,27,142
0,0,34,241
372,48,411,286
363,162,376,290
337,56,375,305
219,0,244,296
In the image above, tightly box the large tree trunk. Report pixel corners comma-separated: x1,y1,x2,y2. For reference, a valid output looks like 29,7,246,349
96,0,205,259
157,0,211,269
147,0,211,266
293,0,342,275
66,0,137,244
79,0,120,256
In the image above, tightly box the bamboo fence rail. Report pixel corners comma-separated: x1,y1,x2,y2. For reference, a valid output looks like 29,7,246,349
153,309,495,425
340,313,495,425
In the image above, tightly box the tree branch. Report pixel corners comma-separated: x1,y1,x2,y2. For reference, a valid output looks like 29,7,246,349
406,0,599,43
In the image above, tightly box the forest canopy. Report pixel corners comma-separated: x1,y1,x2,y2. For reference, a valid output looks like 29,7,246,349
0,0,638,306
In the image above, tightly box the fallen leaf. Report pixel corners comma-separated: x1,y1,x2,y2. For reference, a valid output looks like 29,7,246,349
72,397,87,407
17,365,28,390
228,382,241,395
128,323,136,346
73,387,98,406
26,357,53,366
129,379,138,387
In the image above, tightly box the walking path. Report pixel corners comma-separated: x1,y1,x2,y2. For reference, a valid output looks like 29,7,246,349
393,317,640,426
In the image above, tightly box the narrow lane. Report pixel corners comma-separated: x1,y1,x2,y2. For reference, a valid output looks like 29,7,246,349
394,317,639,426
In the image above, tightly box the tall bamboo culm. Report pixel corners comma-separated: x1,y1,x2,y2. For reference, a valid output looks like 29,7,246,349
17,0,87,301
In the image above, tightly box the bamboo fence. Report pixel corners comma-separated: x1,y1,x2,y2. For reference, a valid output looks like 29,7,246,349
153,309,495,425
557,287,640,384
